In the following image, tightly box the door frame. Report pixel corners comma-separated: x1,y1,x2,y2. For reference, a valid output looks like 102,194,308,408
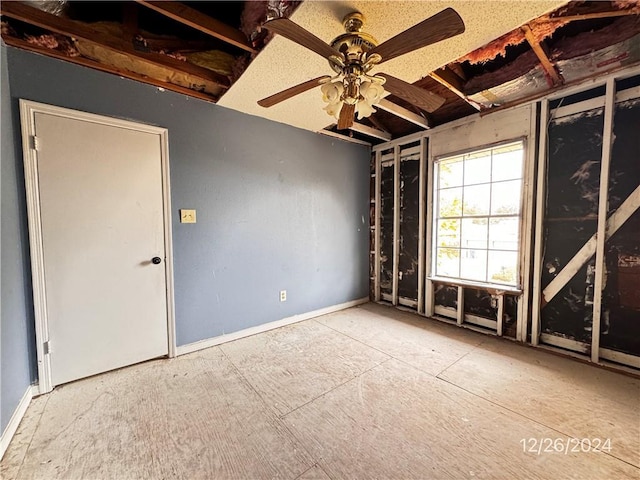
19,99,177,394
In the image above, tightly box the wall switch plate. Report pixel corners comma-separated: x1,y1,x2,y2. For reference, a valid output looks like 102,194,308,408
180,209,196,224
280,290,286,302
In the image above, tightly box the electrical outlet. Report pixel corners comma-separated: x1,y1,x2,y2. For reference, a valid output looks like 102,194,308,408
280,290,287,302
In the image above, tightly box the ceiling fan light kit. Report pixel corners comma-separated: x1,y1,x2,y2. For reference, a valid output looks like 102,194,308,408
259,8,465,130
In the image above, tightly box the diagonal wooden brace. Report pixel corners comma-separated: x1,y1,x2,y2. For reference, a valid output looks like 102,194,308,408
541,183,640,307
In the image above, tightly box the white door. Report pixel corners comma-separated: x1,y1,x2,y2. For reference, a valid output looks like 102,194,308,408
32,109,169,387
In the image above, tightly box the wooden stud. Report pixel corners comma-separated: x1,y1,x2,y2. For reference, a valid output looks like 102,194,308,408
0,2,230,89
457,286,464,326
425,139,436,317
496,294,505,337
521,25,564,86
530,100,550,346
374,150,382,302
417,137,427,314
591,78,616,364
392,146,401,306
517,113,539,342
135,1,256,53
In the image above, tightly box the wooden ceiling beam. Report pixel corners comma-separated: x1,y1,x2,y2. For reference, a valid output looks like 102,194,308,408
1,35,220,103
429,67,482,111
135,1,256,54
545,9,640,23
0,1,230,89
376,99,431,129
521,24,564,87
349,122,392,141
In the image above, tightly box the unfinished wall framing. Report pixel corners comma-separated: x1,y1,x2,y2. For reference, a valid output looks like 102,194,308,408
372,66,640,372
532,70,640,370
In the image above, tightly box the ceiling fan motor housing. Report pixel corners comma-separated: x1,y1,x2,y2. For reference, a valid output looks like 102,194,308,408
329,12,378,73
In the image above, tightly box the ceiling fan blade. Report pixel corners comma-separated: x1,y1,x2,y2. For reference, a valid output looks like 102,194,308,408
369,8,465,64
263,18,341,60
258,76,331,108
337,103,355,130
379,73,446,112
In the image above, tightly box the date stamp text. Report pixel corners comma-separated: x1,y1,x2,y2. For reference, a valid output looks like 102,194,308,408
520,438,612,455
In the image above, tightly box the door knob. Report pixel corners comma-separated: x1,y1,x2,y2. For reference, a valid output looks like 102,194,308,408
151,257,162,265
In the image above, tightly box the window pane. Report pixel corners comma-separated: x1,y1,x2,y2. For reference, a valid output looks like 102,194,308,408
438,187,462,217
459,249,487,282
488,250,518,285
489,217,519,251
461,217,488,249
492,149,523,182
463,184,490,216
436,248,460,277
433,141,524,287
437,219,460,247
438,159,463,188
491,180,521,215
463,154,491,185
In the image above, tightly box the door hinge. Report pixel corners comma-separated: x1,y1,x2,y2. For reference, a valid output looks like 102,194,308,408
43,341,50,355
30,135,40,151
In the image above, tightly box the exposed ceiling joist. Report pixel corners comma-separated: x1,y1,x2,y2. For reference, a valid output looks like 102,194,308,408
349,122,392,141
546,8,640,23
521,24,564,86
1,35,218,103
429,67,481,110
0,1,230,89
318,128,371,146
135,1,256,54
376,99,432,129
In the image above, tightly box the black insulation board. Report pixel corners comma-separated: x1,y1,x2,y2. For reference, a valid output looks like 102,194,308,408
541,107,604,342
434,284,457,309
464,288,497,319
600,98,640,356
379,164,394,295
504,295,518,338
398,157,420,300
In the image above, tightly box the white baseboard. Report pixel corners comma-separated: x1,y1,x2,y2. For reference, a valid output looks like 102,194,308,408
0,385,36,461
176,297,369,356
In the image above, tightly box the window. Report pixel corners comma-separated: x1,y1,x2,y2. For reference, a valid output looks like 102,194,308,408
433,140,524,287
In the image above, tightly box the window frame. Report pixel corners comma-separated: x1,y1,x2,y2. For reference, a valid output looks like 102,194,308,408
430,138,527,290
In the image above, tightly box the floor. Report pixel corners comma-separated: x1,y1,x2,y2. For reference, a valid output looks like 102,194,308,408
2,303,639,480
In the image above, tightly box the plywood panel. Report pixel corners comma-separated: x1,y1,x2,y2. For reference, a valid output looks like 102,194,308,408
12,350,313,479
283,358,637,480
316,303,484,376
438,337,640,467
220,320,389,416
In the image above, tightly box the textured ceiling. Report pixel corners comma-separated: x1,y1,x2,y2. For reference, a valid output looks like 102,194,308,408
218,0,568,133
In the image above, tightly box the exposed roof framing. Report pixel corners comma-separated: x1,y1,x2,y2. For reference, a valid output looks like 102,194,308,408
0,1,230,91
135,1,256,54
1,0,639,142
429,66,481,110
521,24,564,86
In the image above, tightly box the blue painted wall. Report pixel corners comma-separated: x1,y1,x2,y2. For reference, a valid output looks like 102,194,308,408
4,47,370,350
1,43,37,433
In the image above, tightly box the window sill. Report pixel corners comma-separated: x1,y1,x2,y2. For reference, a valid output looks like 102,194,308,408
427,276,522,294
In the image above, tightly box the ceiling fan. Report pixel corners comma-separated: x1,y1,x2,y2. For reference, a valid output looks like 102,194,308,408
257,8,465,130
